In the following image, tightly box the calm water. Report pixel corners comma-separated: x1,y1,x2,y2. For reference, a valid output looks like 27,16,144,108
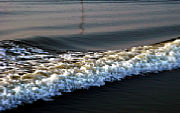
1,0,180,113
0,0,180,50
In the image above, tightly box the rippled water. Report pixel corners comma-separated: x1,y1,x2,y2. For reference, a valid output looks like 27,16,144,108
1,0,180,112
1,0,180,50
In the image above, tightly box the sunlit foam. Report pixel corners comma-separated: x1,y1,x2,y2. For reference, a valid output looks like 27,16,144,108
0,39,180,111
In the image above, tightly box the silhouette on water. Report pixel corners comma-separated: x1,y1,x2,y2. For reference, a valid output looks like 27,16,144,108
79,0,85,35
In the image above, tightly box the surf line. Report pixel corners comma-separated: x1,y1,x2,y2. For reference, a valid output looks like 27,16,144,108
1,38,180,111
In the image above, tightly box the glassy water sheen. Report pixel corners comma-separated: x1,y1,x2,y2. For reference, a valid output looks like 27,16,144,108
0,0,180,112
1,0,180,50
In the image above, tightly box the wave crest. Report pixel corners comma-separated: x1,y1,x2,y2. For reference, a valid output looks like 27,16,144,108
0,38,180,111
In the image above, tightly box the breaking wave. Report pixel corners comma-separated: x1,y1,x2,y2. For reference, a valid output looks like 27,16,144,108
1,38,180,111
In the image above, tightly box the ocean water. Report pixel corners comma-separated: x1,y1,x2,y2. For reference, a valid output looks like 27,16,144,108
1,0,180,112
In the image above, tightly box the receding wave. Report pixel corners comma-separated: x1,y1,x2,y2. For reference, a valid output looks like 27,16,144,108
1,38,180,111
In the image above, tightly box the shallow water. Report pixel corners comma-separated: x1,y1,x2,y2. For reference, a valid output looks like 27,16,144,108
1,0,180,112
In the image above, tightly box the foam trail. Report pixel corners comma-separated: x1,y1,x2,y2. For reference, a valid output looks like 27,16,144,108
1,39,180,111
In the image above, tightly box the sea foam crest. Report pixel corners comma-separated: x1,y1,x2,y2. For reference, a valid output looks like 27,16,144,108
0,39,180,111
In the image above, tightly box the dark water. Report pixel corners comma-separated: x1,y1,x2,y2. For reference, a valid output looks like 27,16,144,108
1,0,180,113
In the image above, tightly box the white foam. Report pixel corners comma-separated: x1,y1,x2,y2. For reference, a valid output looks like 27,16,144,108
1,39,180,111
0,48,6,58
